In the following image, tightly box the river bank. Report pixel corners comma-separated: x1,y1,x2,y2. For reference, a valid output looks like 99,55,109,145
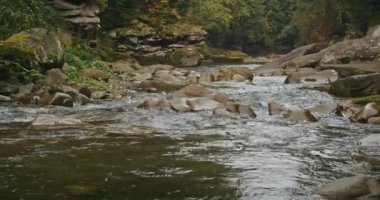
0,63,379,199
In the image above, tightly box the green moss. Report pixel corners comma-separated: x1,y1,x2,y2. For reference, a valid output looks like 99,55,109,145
5,33,37,53
98,37,129,62
161,23,205,36
199,45,247,64
351,95,380,105
0,32,39,68
116,20,154,37
24,69,43,82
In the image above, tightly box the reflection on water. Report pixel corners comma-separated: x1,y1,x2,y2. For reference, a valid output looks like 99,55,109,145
0,64,379,200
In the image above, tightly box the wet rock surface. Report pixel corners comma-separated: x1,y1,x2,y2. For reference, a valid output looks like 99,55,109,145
316,176,380,200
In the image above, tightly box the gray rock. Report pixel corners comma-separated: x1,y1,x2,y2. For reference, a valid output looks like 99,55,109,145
170,98,191,112
199,72,214,83
268,101,317,122
0,28,64,72
368,117,380,125
359,134,380,147
212,92,235,104
138,99,171,109
173,84,214,98
329,73,380,97
308,101,337,114
29,115,84,129
0,95,11,102
316,176,380,200
301,70,338,84
187,97,220,111
232,74,247,82
44,68,67,85
133,73,153,82
0,83,19,96
254,43,323,76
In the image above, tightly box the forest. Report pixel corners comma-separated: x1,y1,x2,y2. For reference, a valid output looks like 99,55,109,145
1,0,379,53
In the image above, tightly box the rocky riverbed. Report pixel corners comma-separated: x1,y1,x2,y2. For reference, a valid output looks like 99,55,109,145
0,64,379,200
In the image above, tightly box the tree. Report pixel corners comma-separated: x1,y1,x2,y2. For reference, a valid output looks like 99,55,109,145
0,0,61,40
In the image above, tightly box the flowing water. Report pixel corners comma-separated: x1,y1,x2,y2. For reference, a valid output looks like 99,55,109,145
0,64,379,200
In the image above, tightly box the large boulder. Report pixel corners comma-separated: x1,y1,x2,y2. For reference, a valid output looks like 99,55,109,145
353,102,380,123
201,46,250,64
320,62,380,78
254,43,325,76
320,37,380,64
329,73,380,97
170,46,201,67
44,68,67,85
0,28,63,72
316,176,380,200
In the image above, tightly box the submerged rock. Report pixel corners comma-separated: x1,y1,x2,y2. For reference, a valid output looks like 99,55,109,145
308,101,338,114
254,43,322,76
187,97,220,111
170,98,191,112
138,99,171,109
218,102,257,118
316,176,380,200
359,134,380,147
29,115,85,129
268,101,317,122
65,185,98,196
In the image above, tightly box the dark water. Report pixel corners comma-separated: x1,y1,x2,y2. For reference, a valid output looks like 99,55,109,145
0,64,379,200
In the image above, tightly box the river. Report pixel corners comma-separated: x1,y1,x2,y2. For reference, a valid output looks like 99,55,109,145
0,64,379,200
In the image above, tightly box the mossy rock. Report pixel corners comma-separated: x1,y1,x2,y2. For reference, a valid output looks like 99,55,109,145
351,95,380,105
116,20,155,37
162,23,207,37
0,28,64,72
200,45,248,64
169,47,201,67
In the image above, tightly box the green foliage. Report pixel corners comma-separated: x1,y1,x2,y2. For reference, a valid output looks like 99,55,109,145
25,69,44,82
0,0,62,40
351,95,380,105
64,43,112,90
